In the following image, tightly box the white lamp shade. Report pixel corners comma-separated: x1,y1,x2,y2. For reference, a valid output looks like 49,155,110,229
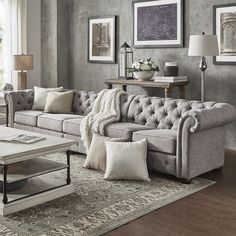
188,35,219,56
13,54,34,71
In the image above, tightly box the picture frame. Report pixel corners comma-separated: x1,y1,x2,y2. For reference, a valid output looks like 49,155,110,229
133,0,184,48
213,3,236,65
88,16,117,64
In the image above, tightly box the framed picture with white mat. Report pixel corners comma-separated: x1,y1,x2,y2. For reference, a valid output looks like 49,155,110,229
213,3,236,65
88,16,117,64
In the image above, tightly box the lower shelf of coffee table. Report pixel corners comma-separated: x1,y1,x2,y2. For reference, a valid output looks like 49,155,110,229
0,157,68,183
0,174,74,216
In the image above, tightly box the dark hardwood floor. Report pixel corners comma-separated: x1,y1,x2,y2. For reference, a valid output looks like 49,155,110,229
105,149,236,236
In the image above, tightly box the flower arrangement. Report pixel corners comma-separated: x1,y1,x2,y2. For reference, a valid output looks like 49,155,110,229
129,58,159,72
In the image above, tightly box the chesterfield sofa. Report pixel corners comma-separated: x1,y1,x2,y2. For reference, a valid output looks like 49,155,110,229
5,89,236,183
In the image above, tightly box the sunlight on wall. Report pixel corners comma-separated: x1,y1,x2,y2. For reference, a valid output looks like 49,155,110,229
0,0,6,89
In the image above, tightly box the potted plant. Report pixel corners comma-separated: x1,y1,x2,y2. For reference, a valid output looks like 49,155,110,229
129,58,159,81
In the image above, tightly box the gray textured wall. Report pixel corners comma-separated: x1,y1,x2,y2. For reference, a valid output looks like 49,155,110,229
41,0,236,149
68,0,236,149
41,0,70,88
27,0,41,88
57,0,70,88
41,0,57,88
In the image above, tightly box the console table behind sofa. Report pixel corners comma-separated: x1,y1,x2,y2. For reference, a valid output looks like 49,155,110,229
104,79,189,99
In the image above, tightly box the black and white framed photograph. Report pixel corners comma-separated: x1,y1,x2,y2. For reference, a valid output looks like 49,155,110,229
214,3,236,65
88,16,116,64
133,0,184,48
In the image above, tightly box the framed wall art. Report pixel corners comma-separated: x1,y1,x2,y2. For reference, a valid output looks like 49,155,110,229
88,16,117,63
133,0,184,48
213,3,236,65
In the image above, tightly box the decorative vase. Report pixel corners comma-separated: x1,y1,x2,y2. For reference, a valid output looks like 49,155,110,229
164,62,179,77
133,71,155,81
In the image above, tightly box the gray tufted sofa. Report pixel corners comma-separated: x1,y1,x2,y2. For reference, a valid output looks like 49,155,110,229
5,89,236,182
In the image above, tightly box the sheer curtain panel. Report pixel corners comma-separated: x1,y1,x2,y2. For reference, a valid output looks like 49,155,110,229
5,0,27,86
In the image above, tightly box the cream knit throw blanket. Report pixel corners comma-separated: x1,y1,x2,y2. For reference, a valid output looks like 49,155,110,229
80,88,126,152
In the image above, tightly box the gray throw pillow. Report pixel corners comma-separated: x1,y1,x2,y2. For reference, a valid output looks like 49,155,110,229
32,86,63,110
104,139,150,181
44,90,74,113
83,133,126,171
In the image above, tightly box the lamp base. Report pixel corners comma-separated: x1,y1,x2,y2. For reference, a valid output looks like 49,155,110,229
17,71,27,90
200,71,205,102
199,56,207,72
199,56,207,102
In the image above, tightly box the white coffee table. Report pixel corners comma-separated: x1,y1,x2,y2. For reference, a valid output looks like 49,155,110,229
0,127,76,216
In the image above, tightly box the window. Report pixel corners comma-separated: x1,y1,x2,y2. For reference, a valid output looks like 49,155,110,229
0,0,6,88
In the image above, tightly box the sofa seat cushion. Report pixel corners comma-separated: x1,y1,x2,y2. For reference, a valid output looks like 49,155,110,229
105,122,152,140
14,110,44,127
38,114,82,132
63,117,84,136
133,129,177,155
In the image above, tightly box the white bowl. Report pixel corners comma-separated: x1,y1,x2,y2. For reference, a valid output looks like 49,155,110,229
133,71,155,81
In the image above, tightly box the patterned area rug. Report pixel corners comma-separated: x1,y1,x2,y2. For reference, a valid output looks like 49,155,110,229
0,153,215,236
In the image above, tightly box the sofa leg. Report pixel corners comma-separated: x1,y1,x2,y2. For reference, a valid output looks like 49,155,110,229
179,178,192,184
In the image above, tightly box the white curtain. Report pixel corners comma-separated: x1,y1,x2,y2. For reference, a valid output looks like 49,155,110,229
4,0,27,85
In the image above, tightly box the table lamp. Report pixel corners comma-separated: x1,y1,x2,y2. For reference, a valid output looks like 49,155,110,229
188,33,219,102
13,54,34,89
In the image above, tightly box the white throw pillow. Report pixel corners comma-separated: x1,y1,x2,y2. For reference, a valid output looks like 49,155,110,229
44,90,74,113
104,139,150,181
83,133,126,171
32,86,63,110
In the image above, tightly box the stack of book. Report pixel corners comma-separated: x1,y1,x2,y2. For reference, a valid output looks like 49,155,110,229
154,76,188,83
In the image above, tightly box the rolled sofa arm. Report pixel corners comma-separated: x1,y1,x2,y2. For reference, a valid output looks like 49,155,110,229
179,103,236,133
5,90,34,127
176,103,236,179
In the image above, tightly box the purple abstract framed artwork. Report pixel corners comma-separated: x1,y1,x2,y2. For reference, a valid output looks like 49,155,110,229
133,0,184,48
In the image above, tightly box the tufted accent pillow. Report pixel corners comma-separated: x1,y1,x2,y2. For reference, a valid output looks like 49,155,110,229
72,91,98,116
127,96,217,130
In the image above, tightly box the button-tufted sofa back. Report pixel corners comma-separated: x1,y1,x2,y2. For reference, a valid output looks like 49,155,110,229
126,95,217,130
72,91,135,119
73,91,98,116
7,90,35,111
7,89,219,132
72,92,218,131
8,90,216,130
